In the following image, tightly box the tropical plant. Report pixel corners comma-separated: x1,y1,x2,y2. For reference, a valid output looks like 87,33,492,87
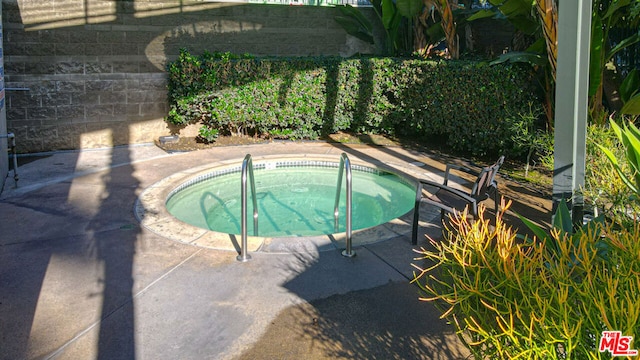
598,117,640,198
508,103,552,178
372,0,405,54
589,0,640,121
472,0,640,126
334,4,375,45
536,0,558,79
335,0,423,55
467,0,540,37
374,0,424,55
337,0,480,59
421,0,460,59
620,68,640,115
517,199,607,261
473,0,556,128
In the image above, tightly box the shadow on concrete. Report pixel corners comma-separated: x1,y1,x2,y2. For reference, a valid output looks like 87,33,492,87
0,132,141,359
87,130,139,360
237,282,471,360
236,248,470,360
0,1,151,357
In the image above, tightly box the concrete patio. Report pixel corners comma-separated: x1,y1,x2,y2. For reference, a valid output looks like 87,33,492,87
0,141,550,359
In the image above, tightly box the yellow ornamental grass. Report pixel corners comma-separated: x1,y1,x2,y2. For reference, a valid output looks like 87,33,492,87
412,201,640,359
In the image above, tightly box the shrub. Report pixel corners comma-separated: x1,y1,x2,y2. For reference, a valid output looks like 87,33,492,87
386,60,538,156
197,125,218,144
412,202,640,359
505,102,553,177
166,50,540,157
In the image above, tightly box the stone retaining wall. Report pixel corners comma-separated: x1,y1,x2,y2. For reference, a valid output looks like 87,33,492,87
2,0,375,152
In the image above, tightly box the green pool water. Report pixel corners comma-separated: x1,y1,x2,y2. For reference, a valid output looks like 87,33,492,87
165,164,417,237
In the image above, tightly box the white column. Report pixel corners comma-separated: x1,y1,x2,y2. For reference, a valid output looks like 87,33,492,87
553,0,592,225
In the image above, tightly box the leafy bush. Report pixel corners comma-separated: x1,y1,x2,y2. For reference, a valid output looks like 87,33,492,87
412,202,640,359
166,49,540,156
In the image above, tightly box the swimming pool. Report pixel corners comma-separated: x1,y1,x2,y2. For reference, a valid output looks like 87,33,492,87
135,154,432,253
165,160,417,237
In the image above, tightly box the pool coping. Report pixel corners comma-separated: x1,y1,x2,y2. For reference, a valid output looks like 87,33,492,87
134,153,441,254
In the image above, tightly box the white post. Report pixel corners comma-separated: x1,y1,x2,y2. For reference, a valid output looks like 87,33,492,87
552,0,592,226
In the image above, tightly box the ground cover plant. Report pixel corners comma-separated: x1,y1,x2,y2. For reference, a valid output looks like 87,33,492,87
412,201,640,359
166,49,542,157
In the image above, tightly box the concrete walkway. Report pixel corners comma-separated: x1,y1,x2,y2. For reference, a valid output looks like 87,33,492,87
0,142,473,359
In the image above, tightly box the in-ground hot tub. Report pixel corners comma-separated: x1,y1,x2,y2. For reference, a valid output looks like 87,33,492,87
135,155,427,254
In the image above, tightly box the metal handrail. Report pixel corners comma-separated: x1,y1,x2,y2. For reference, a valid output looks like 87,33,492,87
0,133,18,187
238,154,258,262
334,153,355,258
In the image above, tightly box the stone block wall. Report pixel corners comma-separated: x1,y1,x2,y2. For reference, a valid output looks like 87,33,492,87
2,0,375,152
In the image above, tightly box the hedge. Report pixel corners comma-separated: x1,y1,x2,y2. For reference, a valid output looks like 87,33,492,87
166,49,541,156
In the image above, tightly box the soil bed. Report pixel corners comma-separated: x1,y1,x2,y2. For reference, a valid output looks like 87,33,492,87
155,133,408,152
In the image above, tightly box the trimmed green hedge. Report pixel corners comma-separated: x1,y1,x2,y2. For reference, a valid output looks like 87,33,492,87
167,49,541,156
